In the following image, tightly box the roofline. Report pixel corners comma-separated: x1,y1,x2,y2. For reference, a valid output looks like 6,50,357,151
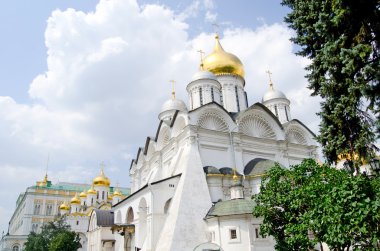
154,120,163,141
236,102,284,130
143,136,156,156
169,110,179,128
288,119,317,138
188,101,235,121
112,173,182,208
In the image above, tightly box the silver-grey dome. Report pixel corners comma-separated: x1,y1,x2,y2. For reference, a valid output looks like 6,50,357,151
262,88,287,102
191,70,218,82
161,98,187,113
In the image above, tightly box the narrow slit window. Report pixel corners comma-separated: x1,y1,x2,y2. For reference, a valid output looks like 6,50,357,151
235,86,240,112
199,87,203,105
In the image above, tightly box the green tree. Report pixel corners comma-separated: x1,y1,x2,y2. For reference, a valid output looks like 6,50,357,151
281,0,380,167
24,218,81,251
253,159,380,250
49,231,82,251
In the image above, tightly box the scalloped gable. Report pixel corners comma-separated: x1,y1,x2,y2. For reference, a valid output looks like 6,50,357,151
236,102,283,130
285,119,316,138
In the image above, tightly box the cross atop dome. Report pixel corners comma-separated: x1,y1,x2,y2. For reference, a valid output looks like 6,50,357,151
266,70,274,90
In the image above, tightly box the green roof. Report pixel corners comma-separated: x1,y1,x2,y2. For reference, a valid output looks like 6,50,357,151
205,199,255,219
31,182,130,195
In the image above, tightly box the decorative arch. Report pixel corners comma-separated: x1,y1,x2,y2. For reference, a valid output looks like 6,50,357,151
157,126,170,149
197,112,229,132
12,244,20,251
238,114,276,139
126,207,134,224
286,127,308,145
171,116,187,137
164,198,172,214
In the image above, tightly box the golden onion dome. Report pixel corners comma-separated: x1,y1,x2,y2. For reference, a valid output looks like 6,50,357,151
70,193,81,205
59,202,70,211
93,169,110,187
79,190,87,198
87,185,97,195
113,188,122,197
202,35,245,79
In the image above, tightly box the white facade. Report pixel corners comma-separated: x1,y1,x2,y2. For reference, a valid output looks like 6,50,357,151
112,37,318,251
0,179,92,251
1,174,129,251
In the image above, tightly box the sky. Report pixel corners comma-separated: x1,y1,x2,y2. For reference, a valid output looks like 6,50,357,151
0,0,321,234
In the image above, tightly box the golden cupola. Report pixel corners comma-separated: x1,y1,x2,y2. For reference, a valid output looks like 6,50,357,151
79,190,87,198
202,35,245,79
59,201,70,211
70,193,81,204
87,185,97,195
113,188,123,197
93,169,110,187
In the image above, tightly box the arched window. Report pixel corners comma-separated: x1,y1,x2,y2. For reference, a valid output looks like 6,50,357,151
102,191,105,200
91,198,94,204
32,224,38,233
12,245,19,251
34,204,40,215
97,191,99,199
164,198,172,214
127,207,134,224
46,204,53,216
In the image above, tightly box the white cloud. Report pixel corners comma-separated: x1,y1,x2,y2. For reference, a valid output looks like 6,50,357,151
205,11,217,23
0,0,320,234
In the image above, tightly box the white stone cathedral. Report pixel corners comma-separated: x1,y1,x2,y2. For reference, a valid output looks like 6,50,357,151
108,35,319,251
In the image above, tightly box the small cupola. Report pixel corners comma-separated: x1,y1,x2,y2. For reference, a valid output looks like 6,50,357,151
262,71,291,123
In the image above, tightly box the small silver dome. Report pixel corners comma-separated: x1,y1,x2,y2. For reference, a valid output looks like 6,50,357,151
191,70,218,82
262,88,287,102
161,98,187,113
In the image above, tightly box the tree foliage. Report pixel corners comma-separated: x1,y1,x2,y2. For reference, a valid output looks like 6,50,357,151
24,218,81,251
253,159,380,250
281,0,380,165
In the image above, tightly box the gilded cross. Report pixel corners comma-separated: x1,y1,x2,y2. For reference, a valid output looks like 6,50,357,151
169,80,176,99
212,22,220,37
266,70,274,89
197,49,205,69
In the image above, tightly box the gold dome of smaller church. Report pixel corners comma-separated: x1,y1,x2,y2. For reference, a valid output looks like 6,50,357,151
70,193,81,204
113,188,123,197
79,190,87,198
87,185,97,195
93,169,110,187
202,35,245,79
59,202,70,211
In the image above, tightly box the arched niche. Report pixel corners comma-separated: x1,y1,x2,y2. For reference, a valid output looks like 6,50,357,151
126,207,134,224
156,125,170,149
286,127,308,145
171,116,187,137
197,111,229,132
164,198,172,214
239,113,276,139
